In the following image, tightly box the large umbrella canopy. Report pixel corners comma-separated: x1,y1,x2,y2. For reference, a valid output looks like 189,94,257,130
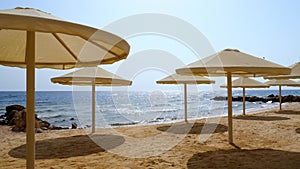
0,7,130,68
265,79,300,110
51,67,132,133
156,74,215,122
0,7,130,169
176,49,291,144
264,62,300,80
220,77,269,115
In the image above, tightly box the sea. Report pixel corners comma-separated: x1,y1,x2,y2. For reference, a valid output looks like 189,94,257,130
0,90,299,128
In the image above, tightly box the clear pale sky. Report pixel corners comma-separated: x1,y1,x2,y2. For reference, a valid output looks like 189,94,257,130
0,0,299,91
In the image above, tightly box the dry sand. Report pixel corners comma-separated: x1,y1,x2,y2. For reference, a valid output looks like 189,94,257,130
1,103,300,169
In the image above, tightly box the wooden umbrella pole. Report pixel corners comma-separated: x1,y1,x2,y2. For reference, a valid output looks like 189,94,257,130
92,80,96,133
26,31,35,169
184,84,188,123
279,85,282,110
243,87,246,115
227,72,233,144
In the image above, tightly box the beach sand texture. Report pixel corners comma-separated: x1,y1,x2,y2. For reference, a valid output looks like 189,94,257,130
1,103,299,169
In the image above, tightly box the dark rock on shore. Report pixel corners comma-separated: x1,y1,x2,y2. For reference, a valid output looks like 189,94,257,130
5,105,25,125
1,104,74,132
8,108,51,132
48,125,69,130
72,123,77,129
211,95,300,103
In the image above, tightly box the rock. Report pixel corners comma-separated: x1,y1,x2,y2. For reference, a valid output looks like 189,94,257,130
71,123,77,129
40,126,48,130
12,126,24,132
7,108,51,132
0,114,8,125
2,104,80,132
12,109,26,132
35,128,43,133
5,105,25,125
70,117,75,121
6,104,25,113
37,119,50,128
212,96,227,101
248,96,261,102
8,110,22,126
48,125,69,130
211,95,300,103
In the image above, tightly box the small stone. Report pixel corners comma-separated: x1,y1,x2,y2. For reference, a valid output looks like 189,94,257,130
35,128,43,133
40,127,48,130
72,123,77,129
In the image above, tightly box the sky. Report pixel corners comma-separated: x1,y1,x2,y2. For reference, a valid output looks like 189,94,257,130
0,0,299,91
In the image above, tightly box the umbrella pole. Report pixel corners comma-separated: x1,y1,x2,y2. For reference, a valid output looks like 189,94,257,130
243,88,246,115
227,72,233,144
92,81,96,133
26,31,35,169
279,85,282,110
184,84,188,123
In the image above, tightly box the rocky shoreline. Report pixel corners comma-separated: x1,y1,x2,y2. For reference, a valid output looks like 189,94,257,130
2,95,300,132
0,105,77,133
212,94,300,103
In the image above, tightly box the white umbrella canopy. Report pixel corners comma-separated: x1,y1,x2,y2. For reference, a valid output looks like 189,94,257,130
220,77,269,115
51,67,132,133
0,7,130,169
156,74,215,122
176,48,291,144
156,74,215,84
265,79,300,110
176,49,290,76
264,62,300,80
0,7,130,69
51,67,132,86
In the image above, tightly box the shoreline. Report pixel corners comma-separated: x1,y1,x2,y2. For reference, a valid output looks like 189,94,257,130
85,102,280,129
1,90,300,129
0,101,283,130
1,102,300,168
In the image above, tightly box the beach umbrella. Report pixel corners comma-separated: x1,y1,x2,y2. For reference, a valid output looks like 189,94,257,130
220,77,269,115
51,67,132,133
264,79,300,110
264,62,300,79
176,49,291,144
0,7,130,169
156,74,215,122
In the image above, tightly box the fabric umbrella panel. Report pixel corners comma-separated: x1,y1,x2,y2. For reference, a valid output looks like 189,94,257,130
176,48,291,144
51,67,132,133
220,77,269,115
156,74,215,122
0,7,130,169
265,62,300,80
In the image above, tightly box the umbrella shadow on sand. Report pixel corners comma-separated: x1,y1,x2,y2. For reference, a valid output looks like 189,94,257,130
9,134,125,159
157,122,228,134
187,149,300,169
234,115,290,121
274,110,300,115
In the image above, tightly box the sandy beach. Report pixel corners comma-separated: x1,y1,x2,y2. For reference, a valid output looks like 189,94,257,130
1,103,299,169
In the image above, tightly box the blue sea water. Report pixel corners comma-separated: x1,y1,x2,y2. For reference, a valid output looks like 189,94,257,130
0,90,299,128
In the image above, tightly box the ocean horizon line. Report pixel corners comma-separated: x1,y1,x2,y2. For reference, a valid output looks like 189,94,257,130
1,89,300,92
